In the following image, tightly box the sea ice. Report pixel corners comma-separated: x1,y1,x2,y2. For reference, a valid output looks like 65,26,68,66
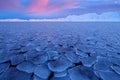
0,67,31,80
94,56,111,71
51,75,71,80
33,75,45,80
16,61,36,73
111,65,120,75
30,53,48,64
10,54,25,65
0,22,120,80
0,63,10,74
99,71,120,80
25,51,40,60
68,65,98,80
48,56,72,72
81,57,96,67
47,51,59,60
54,70,67,77
0,53,12,64
109,57,120,66
34,64,51,79
65,51,80,63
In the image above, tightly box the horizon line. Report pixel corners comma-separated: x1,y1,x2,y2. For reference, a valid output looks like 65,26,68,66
0,19,120,22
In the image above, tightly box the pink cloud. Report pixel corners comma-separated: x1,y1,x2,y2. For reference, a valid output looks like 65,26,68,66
0,0,75,16
26,0,75,15
26,0,49,14
1,0,119,17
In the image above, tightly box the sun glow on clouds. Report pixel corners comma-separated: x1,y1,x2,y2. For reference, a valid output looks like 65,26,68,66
0,0,120,19
26,0,74,16
0,0,75,16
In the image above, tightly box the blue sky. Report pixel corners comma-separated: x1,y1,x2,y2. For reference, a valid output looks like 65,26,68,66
0,0,120,19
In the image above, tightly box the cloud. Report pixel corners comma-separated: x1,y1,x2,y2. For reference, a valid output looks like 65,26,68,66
0,0,120,18
62,12,120,21
0,12,120,22
37,12,120,21
0,0,21,10
26,0,75,16
0,0,75,15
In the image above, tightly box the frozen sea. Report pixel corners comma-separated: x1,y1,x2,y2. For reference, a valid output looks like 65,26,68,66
0,22,120,80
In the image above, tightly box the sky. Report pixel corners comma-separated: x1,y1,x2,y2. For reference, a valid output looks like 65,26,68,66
0,0,120,20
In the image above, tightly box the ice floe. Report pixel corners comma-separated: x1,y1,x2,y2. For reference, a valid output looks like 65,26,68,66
17,61,36,73
0,22,120,80
48,56,72,72
34,64,51,79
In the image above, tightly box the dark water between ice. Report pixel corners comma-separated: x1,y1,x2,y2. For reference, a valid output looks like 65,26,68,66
0,22,120,80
